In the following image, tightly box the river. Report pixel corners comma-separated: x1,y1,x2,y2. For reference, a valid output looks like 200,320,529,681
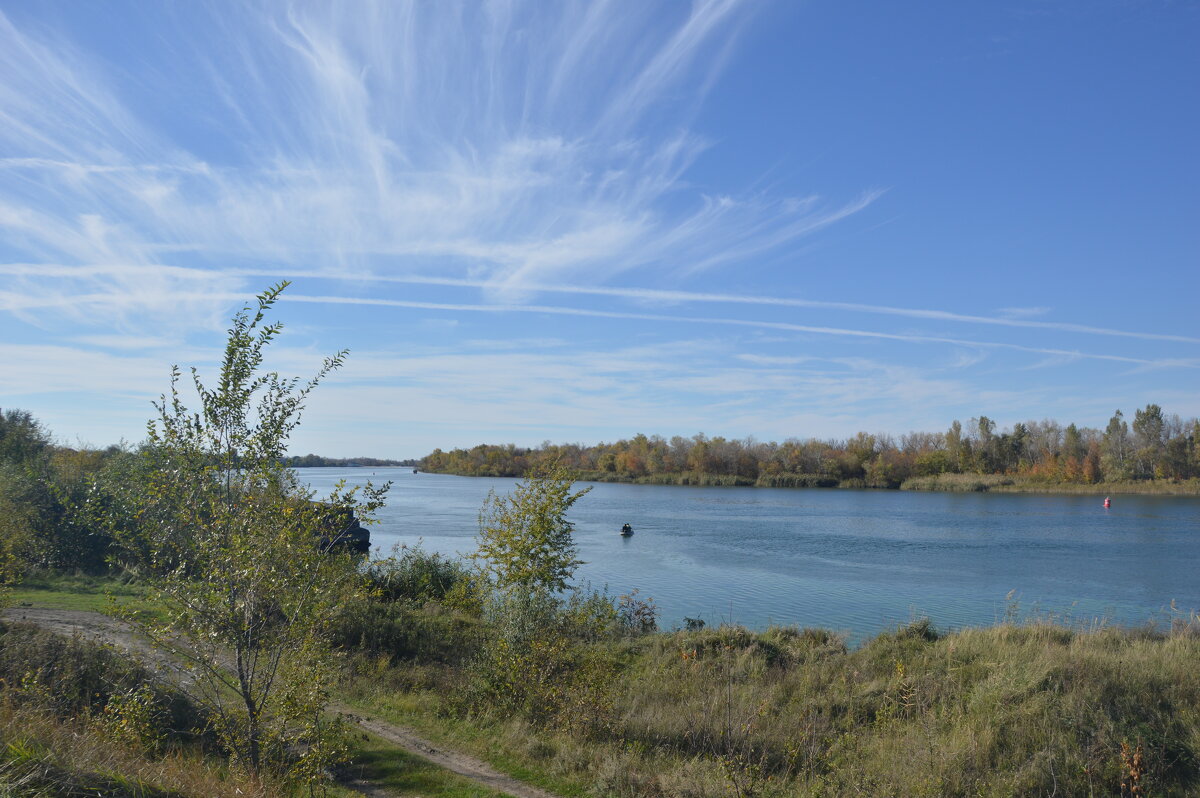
300,467,1200,642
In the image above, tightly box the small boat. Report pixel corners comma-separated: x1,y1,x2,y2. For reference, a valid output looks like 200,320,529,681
620,522,634,537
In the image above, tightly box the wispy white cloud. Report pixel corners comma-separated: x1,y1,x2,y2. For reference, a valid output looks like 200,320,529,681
293,342,1016,453
997,306,1051,319
268,272,1196,345
0,1,871,317
2,278,1193,370
1,3,1194,455
273,292,1198,369
6,263,1195,347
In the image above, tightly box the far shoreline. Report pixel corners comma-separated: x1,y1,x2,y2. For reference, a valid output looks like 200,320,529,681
415,468,1200,497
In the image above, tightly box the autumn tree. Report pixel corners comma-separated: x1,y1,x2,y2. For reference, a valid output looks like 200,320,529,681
119,283,386,780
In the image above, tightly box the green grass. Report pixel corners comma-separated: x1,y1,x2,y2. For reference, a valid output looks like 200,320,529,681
1,573,542,797
335,731,511,798
339,679,588,798
18,565,1200,796
8,570,141,613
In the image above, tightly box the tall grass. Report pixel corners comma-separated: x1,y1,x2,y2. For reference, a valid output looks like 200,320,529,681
901,473,1200,495
0,702,273,798
348,615,1200,797
594,620,1200,795
990,478,1200,496
753,474,839,489
900,473,1017,492
0,621,279,797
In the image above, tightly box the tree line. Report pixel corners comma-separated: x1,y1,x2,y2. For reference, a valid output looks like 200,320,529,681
421,406,1200,488
285,453,413,468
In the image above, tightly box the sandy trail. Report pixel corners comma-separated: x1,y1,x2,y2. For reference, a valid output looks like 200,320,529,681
2,607,560,798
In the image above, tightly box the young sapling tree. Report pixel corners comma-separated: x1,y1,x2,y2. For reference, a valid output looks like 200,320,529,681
119,282,387,780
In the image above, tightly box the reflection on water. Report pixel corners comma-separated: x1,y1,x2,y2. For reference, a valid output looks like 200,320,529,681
301,468,1200,643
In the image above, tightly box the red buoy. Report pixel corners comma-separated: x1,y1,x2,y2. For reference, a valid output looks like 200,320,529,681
1103,497,1111,508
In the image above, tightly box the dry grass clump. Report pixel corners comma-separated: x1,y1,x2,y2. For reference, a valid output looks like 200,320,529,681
409,618,1200,796
590,620,1200,796
0,701,274,798
0,621,284,797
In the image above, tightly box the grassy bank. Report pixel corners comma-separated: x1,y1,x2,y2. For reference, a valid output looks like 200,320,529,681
339,616,1200,797
10,571,1200,796
900,473,1200,495
0,619,271,798
7,569,144,613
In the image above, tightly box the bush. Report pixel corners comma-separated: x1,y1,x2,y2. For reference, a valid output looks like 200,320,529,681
332,599,483,665
364,544,477,604
0,622,202,744
465,589,619,732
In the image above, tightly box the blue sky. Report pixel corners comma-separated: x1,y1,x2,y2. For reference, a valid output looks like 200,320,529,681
1,1,1197,458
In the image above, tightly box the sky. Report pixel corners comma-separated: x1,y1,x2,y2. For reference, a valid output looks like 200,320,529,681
1,1,1197,458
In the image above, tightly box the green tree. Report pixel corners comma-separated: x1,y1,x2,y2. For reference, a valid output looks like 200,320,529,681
119,283,386,780
1063,423,1085,463
473,465,590,594
945,420,966,473
0,485,22,606
469,468,619,730
0,409,53,572
1103,409,1132,480
1132,403,1166,479
0,408,51,464
972,416,997,472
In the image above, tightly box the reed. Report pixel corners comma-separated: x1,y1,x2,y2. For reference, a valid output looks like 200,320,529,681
900,473,1017,492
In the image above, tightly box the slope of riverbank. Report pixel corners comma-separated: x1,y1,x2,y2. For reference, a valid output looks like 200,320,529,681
10,568,1200,796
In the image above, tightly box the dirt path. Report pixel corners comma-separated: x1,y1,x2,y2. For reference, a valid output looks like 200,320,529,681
341,712,560,798
2,607,561,798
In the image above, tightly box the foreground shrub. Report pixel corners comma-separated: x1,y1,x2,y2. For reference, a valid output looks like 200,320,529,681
333,598,483,665
462,589,619,735
363,544,478,606
0,622,200,739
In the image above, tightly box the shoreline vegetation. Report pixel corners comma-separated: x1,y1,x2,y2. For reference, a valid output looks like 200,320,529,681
571,469,1200,495
9,567,1200,797
286,453,416,468
420,406,1200,496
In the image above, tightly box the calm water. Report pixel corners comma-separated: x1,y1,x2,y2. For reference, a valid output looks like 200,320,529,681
302,468,1200,642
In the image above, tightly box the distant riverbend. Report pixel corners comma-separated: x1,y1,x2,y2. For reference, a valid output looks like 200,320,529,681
303,467,1200,643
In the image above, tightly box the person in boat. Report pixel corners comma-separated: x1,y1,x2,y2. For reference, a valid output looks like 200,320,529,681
620,522,633,536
